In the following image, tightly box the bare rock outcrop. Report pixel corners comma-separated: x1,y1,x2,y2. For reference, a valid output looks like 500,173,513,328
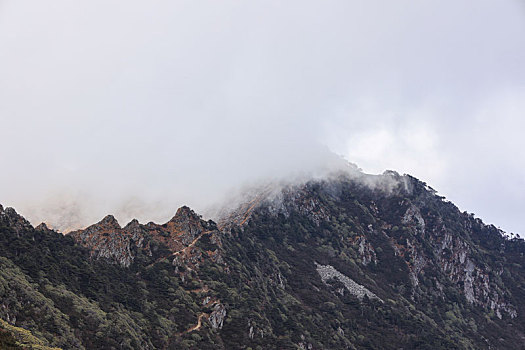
315,262,382,302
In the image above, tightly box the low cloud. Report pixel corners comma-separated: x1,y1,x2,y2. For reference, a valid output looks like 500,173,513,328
0,1,524,234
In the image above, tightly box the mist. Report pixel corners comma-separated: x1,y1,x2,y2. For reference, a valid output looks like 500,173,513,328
1,1,524,233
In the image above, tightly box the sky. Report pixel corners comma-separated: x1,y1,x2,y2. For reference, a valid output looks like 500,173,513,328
0,1,524,234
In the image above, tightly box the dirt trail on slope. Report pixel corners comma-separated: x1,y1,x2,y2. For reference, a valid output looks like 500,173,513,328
174,230,213,256
179,313,207,335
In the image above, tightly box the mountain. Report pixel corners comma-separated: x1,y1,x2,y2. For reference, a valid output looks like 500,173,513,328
0,170,524,349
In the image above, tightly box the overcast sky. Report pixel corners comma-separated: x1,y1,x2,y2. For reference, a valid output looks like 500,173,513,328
0,1,524,234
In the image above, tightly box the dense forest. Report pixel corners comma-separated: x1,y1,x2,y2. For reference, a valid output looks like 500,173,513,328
1,171,524,349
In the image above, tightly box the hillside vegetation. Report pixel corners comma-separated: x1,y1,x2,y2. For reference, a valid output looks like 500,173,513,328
0,171,524,349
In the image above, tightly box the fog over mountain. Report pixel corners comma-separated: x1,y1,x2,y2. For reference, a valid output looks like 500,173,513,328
0,1,524,233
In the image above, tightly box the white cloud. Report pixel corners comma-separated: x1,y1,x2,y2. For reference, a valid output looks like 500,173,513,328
0,0,524,233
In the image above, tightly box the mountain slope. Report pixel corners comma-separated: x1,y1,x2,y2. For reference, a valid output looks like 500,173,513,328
0,170,524,349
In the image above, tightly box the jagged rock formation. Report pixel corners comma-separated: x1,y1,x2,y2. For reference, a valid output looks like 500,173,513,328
208,303,226,330
0,169,524,349
70,214,138,267
69,206,222,269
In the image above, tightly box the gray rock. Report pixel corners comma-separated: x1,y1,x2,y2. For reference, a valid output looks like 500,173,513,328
208,303,226,330
315,262,382,302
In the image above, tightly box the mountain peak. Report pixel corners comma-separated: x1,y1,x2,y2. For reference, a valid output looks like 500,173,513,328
97,214,121,229
169,205,199,223
4,207,19,217
124,218,140,229
35,222,53,232
0,205,34,234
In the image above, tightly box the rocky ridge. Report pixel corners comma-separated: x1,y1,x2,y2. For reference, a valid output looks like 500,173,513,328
1,169,525,349
69,206,222,269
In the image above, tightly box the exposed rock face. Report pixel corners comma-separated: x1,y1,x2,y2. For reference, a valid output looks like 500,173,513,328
69,215,139,267
316,262,382,302
248,322,254,339
208,303,226,330
70,206,222,269
402,204,425,234
399,202,517,318
356,236,377,266
431,228,517,319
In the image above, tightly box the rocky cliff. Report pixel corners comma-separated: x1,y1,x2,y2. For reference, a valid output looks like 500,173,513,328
0,169,524,349
69,206,221,269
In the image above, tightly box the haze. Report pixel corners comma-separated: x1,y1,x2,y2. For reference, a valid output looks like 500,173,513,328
0,1,524,234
